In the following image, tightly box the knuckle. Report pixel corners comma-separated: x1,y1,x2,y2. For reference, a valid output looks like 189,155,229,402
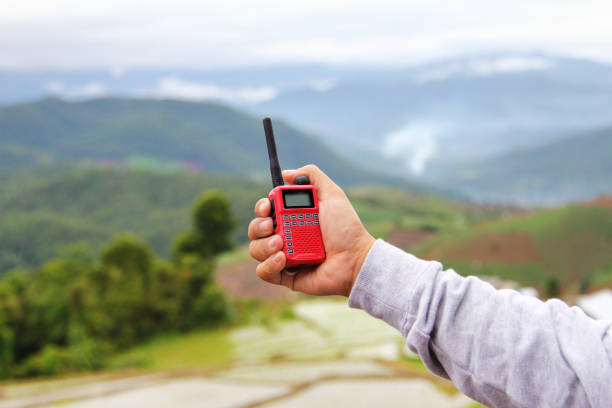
248,241,258,258
247,219,258,240
303,164,319,173
256,262,272,281
260,218,273,237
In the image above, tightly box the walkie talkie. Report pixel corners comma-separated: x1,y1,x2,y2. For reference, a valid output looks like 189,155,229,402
263,118,326,269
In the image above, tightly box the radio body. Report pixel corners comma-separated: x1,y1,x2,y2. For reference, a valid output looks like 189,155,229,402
262,117,326,270
268,184,325,268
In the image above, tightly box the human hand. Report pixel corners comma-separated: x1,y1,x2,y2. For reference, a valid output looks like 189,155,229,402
247,164,375,297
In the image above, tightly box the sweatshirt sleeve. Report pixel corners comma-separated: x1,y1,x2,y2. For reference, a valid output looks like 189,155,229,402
348,239,612,408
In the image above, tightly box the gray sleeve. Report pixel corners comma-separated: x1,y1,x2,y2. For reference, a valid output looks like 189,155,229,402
348,240,612,408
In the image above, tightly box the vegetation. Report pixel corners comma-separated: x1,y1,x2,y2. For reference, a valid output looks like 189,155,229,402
0,190,235,379
0,168,484,275
416,204,612,295
109,328,232,371
0,98,433,191
0,167,266,274
173,191,235,259
347,186,509,238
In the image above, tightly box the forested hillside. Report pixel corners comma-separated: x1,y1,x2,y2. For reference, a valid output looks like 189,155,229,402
0,98,431,191
0,165,491,276
0,167,267,273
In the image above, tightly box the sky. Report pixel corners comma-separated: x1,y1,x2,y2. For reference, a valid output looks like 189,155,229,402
1,0,612,70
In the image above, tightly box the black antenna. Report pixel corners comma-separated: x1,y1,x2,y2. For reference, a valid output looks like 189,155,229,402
263,117,284,188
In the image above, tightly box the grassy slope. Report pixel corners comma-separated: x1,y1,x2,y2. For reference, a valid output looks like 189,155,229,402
109,328,232,371
348,186,509,238
416,204,612,292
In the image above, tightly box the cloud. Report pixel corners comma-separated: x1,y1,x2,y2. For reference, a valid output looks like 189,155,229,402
1,1,612,69
309,79,338,92
110,66,126,78
468,57,554,76
382,124,439,175
145,76,278,104
415,56,555,84
44,80,107,98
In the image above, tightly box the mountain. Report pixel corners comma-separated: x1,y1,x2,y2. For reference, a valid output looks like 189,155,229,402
427,127,612,205
416,201,612,294
0,98,433,192
3,54,611,204
0,97,343,181
3,55,612,176
0,165,489,275
0,167,269,273
251,56,612,176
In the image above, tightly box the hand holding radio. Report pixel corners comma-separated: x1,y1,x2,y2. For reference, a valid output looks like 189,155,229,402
248,163,375,297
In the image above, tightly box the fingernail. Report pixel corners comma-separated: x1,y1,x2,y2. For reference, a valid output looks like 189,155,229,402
260,219,272,233
268,235,281,250
273,252,284,263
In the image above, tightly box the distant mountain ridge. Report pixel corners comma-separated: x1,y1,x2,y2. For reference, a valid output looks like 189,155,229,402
0,97,329,175
2,55,611,204
251,55,612,175
427,127,612,205
3,55,612,173
0,97,430,191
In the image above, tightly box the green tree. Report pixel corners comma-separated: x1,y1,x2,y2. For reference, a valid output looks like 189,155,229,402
80,235,157,349
173,191,235,259
0,271,32,363
0,191,234,379
0,314,14,378
173,231,204,260
102,235,153,277
545,277,561,298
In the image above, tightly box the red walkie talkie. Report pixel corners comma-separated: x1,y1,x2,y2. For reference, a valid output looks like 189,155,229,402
263,118,326,271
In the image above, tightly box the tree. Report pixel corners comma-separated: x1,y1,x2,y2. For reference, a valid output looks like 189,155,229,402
173,190,235,259
0,314,14,378
545,277,560,298
90,236,157,348
0,191,235,378
101,235,153,276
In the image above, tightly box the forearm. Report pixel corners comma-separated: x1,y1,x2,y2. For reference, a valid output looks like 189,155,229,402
349,240,612,407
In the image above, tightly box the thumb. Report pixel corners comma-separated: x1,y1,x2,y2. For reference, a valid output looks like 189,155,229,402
282,164,340,199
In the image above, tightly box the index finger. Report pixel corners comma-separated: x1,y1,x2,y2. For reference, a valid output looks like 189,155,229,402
254,198,271,217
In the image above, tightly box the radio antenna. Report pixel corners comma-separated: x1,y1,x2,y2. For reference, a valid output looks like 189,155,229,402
263,117,284,188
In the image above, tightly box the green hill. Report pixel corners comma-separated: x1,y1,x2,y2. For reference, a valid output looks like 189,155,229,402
0,97,431,191
0,167,268,274
416,202,612,294
0,166,496,276
433,127,612,205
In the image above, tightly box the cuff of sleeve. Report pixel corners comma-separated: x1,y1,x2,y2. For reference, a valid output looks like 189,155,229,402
348,239,435,335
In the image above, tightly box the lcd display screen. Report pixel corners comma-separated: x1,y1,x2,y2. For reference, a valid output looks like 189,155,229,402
283,189,314,208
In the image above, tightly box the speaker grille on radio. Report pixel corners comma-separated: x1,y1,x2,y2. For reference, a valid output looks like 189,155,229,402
292,227,323,254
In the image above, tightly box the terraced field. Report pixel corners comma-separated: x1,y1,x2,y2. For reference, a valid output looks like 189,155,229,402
0,300,476,407
416,201,612,294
